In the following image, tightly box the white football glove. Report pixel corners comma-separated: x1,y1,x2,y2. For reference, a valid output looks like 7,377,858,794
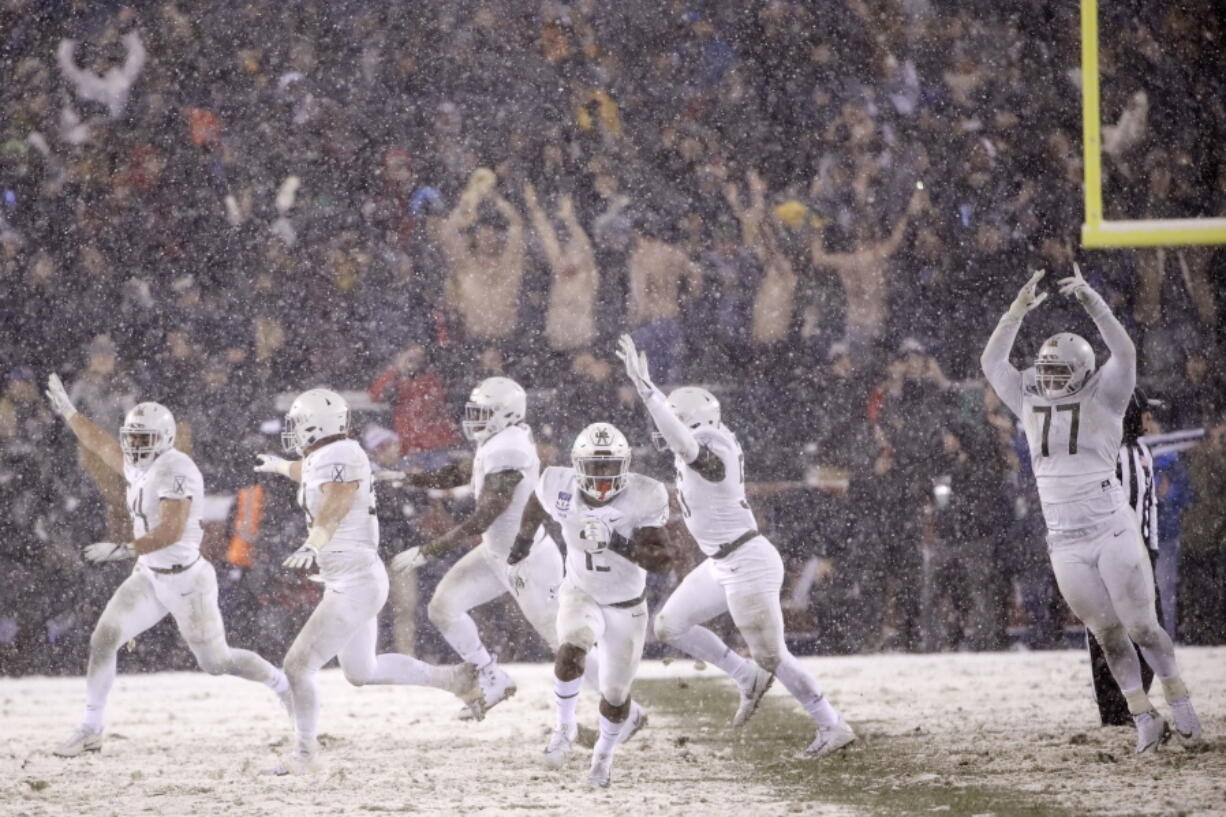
1058,262,1104,309
254,454,293,478
1006,270,1048,319
282,545,318,571
580,516,610,553
283,527,329,570
615,334,658,400
391,546,429,574
45,373,78,420
84,541,135,563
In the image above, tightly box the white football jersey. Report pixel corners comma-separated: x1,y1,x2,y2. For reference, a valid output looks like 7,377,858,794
124,449,204,571
674,424,757,557
472,424,540,559
299,438,379,580
1018,369,1127,530
535,466,668,606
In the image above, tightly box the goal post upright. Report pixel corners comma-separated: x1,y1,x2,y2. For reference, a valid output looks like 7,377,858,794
1079,0,1226,248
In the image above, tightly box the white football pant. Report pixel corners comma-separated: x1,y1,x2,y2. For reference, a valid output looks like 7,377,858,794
283,559,456,747
83,560,282,729
654,537,837,723
1048,501,1180,697
556,580,646,707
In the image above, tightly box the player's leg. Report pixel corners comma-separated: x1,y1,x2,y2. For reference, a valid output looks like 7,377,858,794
1049,540,1164,751
1099,525,1201,745
280,584,380,765
544,582,604,769
163,561,290,714
54,568,169,756
721,546,854,756
588,601,648,788
654,559,768,708
428,546,517,711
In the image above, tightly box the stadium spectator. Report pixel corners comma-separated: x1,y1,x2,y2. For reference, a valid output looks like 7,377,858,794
369,343,460,461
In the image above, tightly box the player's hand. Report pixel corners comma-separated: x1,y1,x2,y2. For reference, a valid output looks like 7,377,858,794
580,516,610,553
282,545,318,571
84,541,135,563
254,454,290,476
1006,269,1048,318
45,373,78,420
391,545,429,574
1058,263,1102,308
615,334,658,399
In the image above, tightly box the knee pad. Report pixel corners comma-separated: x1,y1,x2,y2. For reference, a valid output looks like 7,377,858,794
90,622,123,654
652,612,682,644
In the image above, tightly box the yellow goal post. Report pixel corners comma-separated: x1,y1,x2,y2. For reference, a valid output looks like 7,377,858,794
1080,0,1226,248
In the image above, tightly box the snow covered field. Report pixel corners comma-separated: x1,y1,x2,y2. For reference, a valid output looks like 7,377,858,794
3,648,1224,817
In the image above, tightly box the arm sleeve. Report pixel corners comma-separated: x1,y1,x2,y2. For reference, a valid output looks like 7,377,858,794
643,391,700,463
307,444,369,485
1085,296,1136,414
980,314,1025,417
155,465,196,500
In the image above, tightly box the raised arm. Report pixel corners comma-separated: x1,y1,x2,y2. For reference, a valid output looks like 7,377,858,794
1059,263,1135,411
45,374,124,473
615,335,699,462
980,269,1048,418
524,183,563,268
556,194,595,262
493,192,525,269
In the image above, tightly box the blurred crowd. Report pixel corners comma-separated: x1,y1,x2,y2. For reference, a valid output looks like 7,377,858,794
1,0,1224,675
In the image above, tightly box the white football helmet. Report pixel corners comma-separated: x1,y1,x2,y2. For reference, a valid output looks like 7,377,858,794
1035,333,1095,398
462,376,526,443
654,386,721,450
282,388,350,455
120,402,176,467
572,422,631,502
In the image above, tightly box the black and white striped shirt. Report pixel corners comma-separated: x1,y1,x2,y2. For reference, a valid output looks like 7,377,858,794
1116,441,1157,552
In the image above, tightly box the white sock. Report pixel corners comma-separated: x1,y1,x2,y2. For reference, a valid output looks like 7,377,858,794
776,653,840,726
554,676,582,728
716,647,752,687
593,713,622,757
82,705,104,732
82,646,120,731
466,646,493,670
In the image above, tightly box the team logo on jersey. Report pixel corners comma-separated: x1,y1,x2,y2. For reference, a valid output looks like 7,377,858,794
556,491,572,512
172,476,186,494
332,464,346,482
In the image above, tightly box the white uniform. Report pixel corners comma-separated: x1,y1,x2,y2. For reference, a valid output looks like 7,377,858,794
429,424,563,654
655,425,812,689
83,449,283,732
284,437,452,748
981,307,1178,697
536,466,667,706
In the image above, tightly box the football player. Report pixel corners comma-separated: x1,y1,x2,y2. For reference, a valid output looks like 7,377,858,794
508,422,672,788
383,377,632,725
255,388,480,771
981,266,1202,753
44,375,291,757
616,335,857,757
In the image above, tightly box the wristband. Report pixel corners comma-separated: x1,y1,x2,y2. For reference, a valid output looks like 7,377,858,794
305,526,331,551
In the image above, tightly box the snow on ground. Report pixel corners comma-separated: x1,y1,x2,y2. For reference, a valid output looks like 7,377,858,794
2,648,1223,817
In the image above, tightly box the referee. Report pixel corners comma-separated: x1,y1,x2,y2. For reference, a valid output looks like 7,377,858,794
1087,389,1162,726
